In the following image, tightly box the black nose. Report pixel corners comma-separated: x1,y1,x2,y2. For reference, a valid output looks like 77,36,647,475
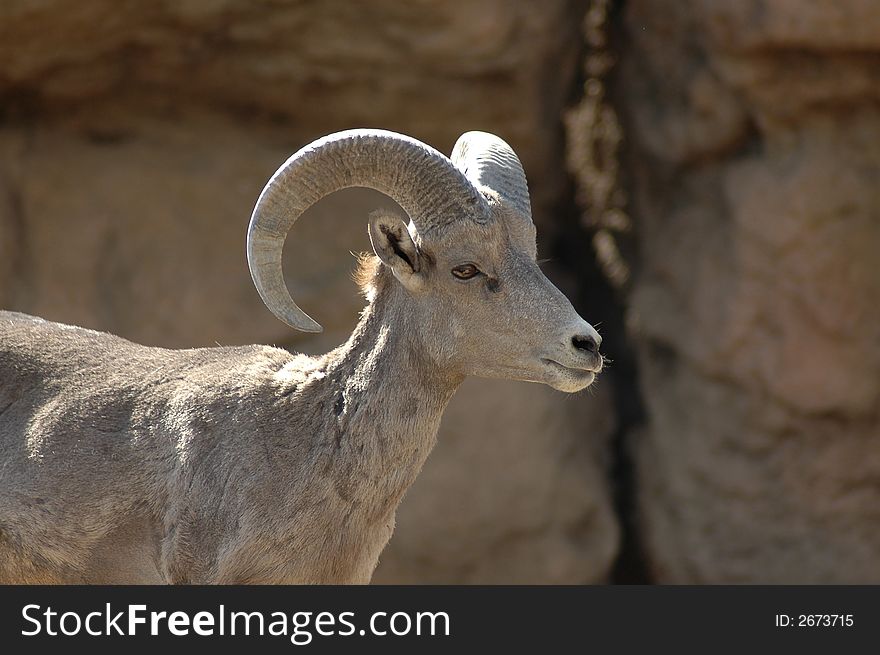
572,334,599,355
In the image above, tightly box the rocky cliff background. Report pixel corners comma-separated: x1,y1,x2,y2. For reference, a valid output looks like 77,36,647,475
1,0,877,583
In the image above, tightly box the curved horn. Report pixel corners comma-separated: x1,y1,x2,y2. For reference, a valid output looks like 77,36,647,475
450,131,532,223
248,129,489,332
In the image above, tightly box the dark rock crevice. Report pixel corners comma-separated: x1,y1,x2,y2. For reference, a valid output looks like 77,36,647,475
554,0,651,583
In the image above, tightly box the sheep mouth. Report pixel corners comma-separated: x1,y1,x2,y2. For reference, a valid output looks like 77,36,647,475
541,358,599,376
540,358,598,391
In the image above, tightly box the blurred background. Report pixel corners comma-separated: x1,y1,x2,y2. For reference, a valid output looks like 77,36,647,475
1,0,878,583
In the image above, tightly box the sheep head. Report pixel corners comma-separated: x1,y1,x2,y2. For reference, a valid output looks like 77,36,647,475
247,129,602,392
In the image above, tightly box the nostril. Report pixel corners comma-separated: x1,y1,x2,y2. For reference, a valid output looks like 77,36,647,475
572,334,598,355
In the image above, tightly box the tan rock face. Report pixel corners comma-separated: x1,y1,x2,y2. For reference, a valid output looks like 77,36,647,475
0,0,581,239
0,1,619,583
622,0,880,582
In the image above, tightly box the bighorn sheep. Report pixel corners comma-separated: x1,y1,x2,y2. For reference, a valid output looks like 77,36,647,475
0,129,602,584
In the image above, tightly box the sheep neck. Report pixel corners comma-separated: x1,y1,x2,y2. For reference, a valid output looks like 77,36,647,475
318,279,463,521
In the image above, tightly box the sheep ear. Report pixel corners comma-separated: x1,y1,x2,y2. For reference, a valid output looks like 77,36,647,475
368,211,424,292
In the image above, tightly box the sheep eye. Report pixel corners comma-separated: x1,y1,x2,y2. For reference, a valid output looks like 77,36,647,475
451,264,480,280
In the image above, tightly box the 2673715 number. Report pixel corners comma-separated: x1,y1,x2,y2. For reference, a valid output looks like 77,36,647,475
775,614,853,627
